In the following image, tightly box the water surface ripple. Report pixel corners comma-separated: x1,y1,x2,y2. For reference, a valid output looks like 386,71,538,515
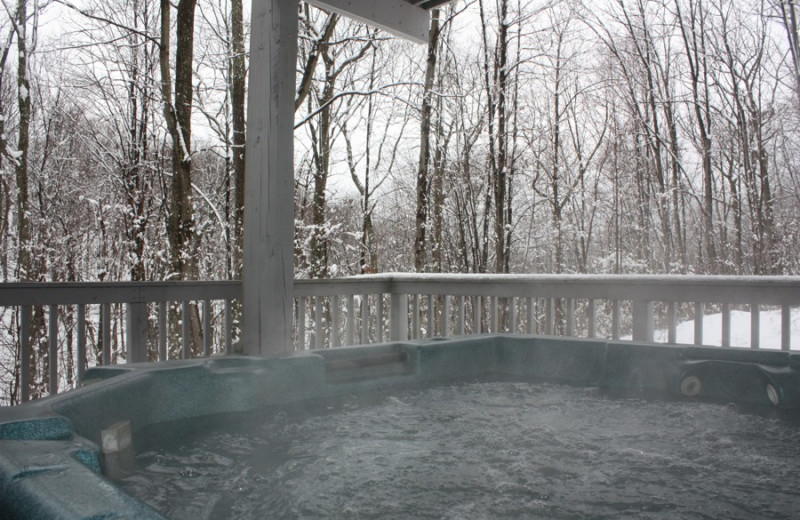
118,382,800,519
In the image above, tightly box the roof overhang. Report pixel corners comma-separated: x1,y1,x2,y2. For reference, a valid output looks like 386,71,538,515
306,0,454,44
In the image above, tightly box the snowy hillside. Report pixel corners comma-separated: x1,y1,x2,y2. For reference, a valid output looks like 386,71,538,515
650,308,800,350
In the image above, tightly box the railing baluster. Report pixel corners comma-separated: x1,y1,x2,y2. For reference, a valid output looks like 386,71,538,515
20,305,31,402
298,296,306,350
612,300,620,340
182,301,191,359
346,295,355,346
510,297,517,334
102,303,111,365
411,294,420,339
782,305,791,351
77,303,86,385
545,298,554,336
750,303,760,349
457,295,465,336
203,300,212,357
331,295,340,347
694,302,704,346
360,294,369,344
427,294,434,338
473,296,481,334
49,304,58,395
315,297,323,349
377,294,384,343
491,297,499,333
667,302,677,344
224,299,232,354
721,303,731,348
158,302,167,360
527,297,535,334
442,295,450,337
566,299,575,337
588,299,596,339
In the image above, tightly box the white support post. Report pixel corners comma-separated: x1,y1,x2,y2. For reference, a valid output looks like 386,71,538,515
243,0,298,356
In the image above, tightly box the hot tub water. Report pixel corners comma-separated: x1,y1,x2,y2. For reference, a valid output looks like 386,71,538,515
117,382,800,519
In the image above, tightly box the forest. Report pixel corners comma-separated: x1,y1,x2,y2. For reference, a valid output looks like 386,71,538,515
0,0,798,287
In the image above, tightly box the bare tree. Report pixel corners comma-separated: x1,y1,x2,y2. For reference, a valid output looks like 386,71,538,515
160,0,198,281
775,0,800,108
675,0,715,271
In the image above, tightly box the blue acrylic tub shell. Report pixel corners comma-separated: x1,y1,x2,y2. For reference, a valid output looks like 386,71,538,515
2,335,800,519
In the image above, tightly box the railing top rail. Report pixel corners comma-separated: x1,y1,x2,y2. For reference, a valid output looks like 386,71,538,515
0,281,242,306
1,274,798,307
297,273,800,305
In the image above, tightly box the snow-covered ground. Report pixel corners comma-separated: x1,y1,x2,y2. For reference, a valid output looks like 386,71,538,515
648,308,800,350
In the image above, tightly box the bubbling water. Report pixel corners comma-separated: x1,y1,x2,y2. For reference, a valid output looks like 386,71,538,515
118,382,800,519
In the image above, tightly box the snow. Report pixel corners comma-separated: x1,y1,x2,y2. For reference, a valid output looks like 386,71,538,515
651,308,800,350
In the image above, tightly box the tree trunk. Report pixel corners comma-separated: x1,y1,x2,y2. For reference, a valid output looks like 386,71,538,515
493,0,509,274
15,0,31,282
161,0,198,281
414,9,439,272
230,0,246,278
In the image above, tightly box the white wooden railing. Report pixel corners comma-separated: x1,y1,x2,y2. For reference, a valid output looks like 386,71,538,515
295,274,800,349
1,274,799,404
0,281,240,403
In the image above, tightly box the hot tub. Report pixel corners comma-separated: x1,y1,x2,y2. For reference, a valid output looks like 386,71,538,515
2,335,800,519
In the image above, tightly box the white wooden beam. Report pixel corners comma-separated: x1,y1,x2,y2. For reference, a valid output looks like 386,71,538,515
307,0,430,44
242,0,298,356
